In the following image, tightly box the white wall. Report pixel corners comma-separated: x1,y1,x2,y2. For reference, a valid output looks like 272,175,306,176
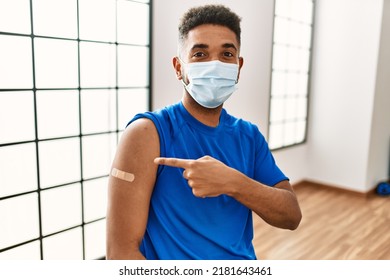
152,0,390,192
366,0,390,188
306,0,384,192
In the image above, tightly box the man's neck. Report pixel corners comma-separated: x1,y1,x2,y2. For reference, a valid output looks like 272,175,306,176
181,93,223,127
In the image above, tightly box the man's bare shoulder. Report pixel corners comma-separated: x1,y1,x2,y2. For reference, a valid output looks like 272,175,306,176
121,118,158,144
124,118,157,136
114,118,159,166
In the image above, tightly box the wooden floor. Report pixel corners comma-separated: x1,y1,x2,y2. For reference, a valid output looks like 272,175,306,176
253,181,390,260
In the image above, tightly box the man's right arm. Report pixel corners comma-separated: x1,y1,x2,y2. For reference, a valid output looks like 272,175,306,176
106,118,159,259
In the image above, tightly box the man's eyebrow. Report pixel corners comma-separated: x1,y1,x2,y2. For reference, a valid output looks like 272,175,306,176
190,43,238,51
222,43,238,51
191,43,209,50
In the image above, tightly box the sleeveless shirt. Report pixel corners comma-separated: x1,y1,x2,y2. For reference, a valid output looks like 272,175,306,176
128,102,288,259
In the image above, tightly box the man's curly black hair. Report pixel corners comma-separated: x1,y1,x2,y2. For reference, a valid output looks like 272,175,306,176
178,5,242,47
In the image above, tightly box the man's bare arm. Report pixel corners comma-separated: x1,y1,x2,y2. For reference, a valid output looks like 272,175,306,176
106,118,159,259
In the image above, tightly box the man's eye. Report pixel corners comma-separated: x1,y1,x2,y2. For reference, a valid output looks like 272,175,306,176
224,52,234,57
193,52,205,57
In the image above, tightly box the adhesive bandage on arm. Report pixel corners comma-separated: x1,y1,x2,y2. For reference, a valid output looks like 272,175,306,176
111,168,135,183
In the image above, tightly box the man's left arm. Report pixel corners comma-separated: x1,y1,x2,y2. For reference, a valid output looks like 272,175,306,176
227,170,302,230
155,156,302,230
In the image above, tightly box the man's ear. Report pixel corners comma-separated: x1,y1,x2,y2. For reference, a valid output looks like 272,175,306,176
173,57,183,80
237,56,244,81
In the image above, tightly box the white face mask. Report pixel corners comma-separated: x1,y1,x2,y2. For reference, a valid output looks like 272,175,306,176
181,60,239,108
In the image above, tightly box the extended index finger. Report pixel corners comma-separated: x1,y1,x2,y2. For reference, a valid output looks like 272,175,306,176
154,157,192,168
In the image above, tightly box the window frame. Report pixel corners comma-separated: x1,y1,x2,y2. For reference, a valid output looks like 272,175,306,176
0,0,153,260
268,0,315,151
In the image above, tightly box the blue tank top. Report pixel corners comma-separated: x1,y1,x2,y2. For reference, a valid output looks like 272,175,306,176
129,102,288,259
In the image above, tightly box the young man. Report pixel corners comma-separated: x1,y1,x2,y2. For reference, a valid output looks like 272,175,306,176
106,4,302,260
